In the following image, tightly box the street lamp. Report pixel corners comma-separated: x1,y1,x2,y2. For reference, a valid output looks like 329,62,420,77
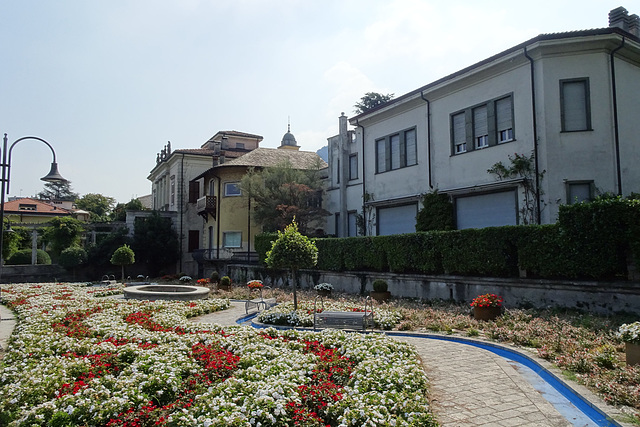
0,133,68,280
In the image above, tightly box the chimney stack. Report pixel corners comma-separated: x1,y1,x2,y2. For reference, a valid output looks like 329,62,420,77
609,7,640,37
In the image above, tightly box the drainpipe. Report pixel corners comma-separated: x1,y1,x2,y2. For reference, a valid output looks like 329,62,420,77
610,37,625,195
216,177,221,260
354,119,366,235
179,154,185,272
524,46,541,224
420,91,433,189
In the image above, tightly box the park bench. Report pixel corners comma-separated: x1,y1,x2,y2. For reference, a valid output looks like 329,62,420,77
313,296,374,332
245,287,277,314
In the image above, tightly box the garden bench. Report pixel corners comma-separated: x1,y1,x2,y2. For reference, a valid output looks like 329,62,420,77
245,286,277,314
313,296,374,332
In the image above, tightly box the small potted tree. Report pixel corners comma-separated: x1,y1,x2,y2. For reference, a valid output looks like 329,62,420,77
218,275,231,291
370,279,391,302
110,244,135,283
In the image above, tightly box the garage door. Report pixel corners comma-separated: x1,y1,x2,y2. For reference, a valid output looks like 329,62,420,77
455,190,517,229
377,203,417,236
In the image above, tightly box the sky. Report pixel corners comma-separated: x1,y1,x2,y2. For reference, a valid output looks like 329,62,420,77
0,0,629,203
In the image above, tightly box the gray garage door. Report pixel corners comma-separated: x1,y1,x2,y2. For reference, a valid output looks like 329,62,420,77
377,203,418,236
455,190,517,229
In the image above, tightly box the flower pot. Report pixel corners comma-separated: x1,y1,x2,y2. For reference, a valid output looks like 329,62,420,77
473,306,501,321
317,289,331,297
626,342,640,366
218,284,231,291
370,291,391,303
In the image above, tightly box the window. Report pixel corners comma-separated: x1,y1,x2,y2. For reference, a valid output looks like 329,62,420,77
451,94,515,155
18,204,36,211
473,105,488,149
188,181,199,203
188,230,199,252
170,176,175,207
208,179,215,196
375,127,418,173
347,211,358,237
349,154,358,180
224,182,241,196
496,96,514,143
566,181,593,204
236,142,245,149
223,231,242,248
452,113,466,154
334,213,341,237
561,79,591,132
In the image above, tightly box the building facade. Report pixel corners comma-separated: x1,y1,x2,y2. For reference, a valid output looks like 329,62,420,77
326,8,640,236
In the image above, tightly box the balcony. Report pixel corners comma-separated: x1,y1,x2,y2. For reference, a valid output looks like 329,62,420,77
196,195,217,220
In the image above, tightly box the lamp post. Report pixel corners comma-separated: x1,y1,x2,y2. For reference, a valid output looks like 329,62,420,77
0,133,68,280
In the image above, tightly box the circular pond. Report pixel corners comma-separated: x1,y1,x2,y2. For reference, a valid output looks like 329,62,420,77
123,284,210,301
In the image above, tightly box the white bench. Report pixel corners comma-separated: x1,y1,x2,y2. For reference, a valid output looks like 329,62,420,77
313,296,374,331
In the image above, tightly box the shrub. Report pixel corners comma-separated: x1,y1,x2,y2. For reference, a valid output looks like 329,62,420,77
6,249,51,265
220,276,231,287
372,279,388,292
415,190,454,232
58,246,88,270
210,271,220,283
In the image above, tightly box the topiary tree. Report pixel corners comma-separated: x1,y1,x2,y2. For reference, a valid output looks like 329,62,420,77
265,219,318,311
110,244,135,282
59,246,88,280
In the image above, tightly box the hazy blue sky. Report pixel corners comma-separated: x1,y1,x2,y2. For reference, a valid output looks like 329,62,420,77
0,0,627,203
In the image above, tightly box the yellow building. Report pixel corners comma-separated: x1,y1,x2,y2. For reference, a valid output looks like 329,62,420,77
2,197,89,224
191,128,326,275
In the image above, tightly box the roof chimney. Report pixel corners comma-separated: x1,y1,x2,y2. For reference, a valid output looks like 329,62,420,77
609,7,640,37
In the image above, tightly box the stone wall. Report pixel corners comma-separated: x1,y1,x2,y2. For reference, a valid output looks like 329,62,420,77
0,264,68,284
227,264,640,316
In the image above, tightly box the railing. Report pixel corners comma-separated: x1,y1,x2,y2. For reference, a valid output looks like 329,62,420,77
196,195,216,219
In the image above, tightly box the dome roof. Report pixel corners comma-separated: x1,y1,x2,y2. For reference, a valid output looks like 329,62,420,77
280,123,298,147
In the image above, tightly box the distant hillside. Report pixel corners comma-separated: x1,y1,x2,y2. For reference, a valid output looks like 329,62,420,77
316,145,328,162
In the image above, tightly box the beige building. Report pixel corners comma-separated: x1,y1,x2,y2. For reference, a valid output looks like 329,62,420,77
146,131,263,275
190,127,326,277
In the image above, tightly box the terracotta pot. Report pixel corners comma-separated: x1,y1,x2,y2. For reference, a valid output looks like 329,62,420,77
370,291,391,302
473,306,502,321
626,342,640,366
316,289,331,297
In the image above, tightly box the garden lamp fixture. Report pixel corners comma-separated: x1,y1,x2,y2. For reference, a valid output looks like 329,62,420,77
0,133,68,280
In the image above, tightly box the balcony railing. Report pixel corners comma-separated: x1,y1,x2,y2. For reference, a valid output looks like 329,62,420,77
196,195,216,220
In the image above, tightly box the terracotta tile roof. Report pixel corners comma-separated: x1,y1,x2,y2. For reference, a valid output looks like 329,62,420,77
2,197,73,215
172,148,218,156
216,148,327,169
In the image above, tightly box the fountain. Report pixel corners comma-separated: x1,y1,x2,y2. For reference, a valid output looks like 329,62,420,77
123,284,210,301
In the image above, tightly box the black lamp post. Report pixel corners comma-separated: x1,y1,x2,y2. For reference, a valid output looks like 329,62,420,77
0,133,68,280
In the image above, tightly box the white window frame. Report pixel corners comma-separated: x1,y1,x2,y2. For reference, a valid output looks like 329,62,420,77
223,231,242,248
224,182,241,197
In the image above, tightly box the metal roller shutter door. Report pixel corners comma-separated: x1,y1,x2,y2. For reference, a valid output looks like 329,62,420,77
377,203,417,236
456,190,517,229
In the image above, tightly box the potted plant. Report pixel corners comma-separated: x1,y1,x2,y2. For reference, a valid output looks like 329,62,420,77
218,275,231,291
210,271,220,285
314,283,333,297
370,279,391,302
617,321,640,366
470,293,503,321
247,279,264,298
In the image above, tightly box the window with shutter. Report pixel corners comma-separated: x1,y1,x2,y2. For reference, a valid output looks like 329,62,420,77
496,96,514,143
561,79,591,132
452,113,466,153
405,129,417,166
473,105,489,149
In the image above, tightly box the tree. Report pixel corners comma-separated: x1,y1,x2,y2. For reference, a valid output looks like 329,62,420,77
42,216,84,257
131,211,179,276
353,92,394,115
87,227,131,274
37,181,79,201
75,193,117,223
59,246,88,279
265,219,318,311
240,160,328,234
111,244,135,281
415,190,454,232
111,198,146,222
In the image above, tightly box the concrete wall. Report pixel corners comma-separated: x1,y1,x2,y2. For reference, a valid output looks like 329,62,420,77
227,264,640,316
0,264,67,284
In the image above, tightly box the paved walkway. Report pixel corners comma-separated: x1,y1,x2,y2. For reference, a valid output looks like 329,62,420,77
0,300,632,426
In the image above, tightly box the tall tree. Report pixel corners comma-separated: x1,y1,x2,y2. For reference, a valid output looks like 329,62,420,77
131,211,180,276
42,216,84,257
37,181,78,201
75,193,117,223
111,198,146,222
353,92,395,114
240,160,328,235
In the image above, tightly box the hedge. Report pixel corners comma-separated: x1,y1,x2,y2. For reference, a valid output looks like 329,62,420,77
254,197,640,280
6,249,52,265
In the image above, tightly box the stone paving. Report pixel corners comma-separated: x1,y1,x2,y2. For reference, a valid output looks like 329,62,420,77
0,299,632,426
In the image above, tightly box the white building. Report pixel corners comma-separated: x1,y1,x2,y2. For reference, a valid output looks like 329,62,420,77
326,7,640,236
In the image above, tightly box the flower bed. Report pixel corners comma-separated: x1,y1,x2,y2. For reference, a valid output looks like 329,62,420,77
257,300,403,330
0,283,435,426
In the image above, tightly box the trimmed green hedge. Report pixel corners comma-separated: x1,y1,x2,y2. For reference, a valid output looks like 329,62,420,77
254,197,640,280
6,249,52,265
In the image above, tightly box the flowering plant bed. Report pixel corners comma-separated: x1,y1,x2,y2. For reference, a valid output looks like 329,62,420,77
0,283,435,426
196,278,209,285
257,300,402,330
470,293,503,308
314,283,333,292
618,321,640,344
246,279,263,289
